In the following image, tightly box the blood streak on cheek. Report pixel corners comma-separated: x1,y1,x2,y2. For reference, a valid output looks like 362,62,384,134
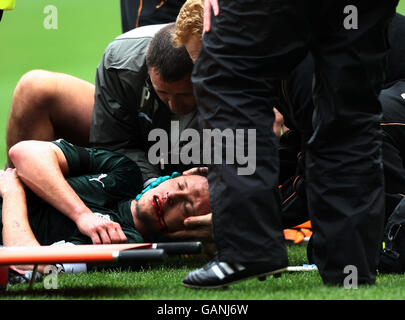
152,195,167,231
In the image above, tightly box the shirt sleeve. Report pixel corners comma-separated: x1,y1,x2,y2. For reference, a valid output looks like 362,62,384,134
51,139,144,206
51,139,87,176
88,42,162,183
115,147,161,182
89,62,144,151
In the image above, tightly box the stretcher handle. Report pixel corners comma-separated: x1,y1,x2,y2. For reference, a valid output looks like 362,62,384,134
117,249,166,262
153,241,202,254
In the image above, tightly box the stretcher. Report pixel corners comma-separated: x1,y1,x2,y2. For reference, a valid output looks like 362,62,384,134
0,241,202,289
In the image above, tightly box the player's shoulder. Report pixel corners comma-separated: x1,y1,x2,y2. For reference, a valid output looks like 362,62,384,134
102,24,168,73
109,23,168,54
115,23,168,41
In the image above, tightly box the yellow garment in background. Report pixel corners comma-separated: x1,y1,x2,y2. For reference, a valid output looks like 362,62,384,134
0,0,16,10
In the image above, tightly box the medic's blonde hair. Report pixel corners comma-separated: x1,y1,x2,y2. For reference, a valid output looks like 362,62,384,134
172,0,204,47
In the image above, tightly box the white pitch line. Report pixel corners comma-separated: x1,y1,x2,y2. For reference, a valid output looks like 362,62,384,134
286,264,318,272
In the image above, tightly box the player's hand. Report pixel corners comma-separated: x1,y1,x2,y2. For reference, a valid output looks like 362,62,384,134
204,0,220,33
75,212,127,244
165,213,213,241
182,167,208,176
0,168,25,197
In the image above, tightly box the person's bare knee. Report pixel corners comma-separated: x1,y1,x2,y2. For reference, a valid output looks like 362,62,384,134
48,72,94,145
6,70,94,167
9,70,56,123
7,70,58,159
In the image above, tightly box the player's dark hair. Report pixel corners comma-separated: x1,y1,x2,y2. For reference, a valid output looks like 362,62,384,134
191,167,208,177
146,23,193,82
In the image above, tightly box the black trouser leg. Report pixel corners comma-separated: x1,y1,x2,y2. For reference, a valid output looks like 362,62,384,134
192,0,312,263
120,0,139,32
305,0,398,285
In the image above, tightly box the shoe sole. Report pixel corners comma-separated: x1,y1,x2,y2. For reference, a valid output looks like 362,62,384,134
182,267,287,289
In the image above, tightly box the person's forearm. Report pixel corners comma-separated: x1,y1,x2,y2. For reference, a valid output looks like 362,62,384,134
9,141,92,224
2,188,39,247
9,141,127,244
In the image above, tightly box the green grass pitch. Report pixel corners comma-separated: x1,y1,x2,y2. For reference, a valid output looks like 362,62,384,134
4,244,405,300
1,1,405,301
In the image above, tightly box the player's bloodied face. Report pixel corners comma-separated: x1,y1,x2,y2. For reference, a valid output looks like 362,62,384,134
149,67,196,115
135,175,210,233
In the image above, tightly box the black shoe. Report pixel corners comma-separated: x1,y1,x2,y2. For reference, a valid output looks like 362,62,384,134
183,260,287,289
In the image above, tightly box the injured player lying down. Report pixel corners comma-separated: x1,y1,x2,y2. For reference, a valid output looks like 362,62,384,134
0,139,211,275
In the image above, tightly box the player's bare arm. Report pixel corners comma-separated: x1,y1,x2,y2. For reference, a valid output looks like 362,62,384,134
0,168,39,248
8,140,127,244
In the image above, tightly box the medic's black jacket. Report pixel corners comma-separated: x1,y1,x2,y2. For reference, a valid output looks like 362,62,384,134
278,13,405,226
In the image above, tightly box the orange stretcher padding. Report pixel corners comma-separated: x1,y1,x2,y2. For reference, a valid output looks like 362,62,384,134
0,243,151,265
284,220,312,244
294,221,312,229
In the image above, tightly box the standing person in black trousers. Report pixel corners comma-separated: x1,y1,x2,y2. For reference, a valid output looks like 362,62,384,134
120,0,185,32
183,0,399,288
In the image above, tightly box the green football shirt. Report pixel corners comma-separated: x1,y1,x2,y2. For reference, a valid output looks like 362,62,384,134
0,139,145,245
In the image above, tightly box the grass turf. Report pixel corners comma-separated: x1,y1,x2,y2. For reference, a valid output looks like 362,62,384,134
1,1,405,301
3,244,405,300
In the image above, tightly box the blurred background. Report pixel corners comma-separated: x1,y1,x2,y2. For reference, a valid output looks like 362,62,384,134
0,1,404,166
0,0,121,166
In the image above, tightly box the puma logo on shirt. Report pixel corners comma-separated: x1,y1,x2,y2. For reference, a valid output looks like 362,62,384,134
89,174,108,188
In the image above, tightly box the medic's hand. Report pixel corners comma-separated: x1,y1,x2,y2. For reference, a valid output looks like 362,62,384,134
273,107,289,137
204,0,220,33
165,213,213,242
273,107,284,137
75,212,127,244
